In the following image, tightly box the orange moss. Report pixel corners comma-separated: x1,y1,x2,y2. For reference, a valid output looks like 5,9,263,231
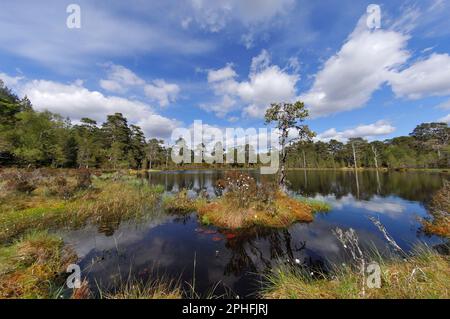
423,219,450,238
0,232,77,299
197,192,315,229
422,181,450,238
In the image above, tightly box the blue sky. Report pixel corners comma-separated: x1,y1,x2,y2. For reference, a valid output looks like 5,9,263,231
1,0,450,142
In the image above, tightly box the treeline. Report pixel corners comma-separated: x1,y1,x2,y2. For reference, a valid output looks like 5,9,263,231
0,80,165,169
1,80,449,170
286,125,450,169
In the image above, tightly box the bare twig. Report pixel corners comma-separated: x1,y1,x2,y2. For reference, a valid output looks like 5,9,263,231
368,216,406,256
333,227,366,298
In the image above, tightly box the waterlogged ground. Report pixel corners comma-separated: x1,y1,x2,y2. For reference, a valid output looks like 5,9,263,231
58,170,449,297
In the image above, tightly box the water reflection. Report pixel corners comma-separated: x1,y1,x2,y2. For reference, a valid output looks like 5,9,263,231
61,170,448,297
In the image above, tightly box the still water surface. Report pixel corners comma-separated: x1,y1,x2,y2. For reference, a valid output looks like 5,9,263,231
60,170,448,297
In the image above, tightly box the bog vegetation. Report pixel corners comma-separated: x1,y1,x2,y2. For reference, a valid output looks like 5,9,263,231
0,79,449,299
422,181,450,238
262,246,450,299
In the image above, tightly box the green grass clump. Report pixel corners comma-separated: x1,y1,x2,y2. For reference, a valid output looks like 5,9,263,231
294,197,332,213
0,177,164,242
0,231,77,299
162,189,201,214
261,247,450,299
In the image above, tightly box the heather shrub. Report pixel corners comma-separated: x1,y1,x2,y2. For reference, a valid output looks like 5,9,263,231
216,172,257,208
423,181,450,237
44,175,75,199
215,172,277,209
0,169,39,194
75,169,92,190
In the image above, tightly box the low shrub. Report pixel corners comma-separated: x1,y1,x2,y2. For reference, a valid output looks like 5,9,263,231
0,169,40,194
75,169,92,190
43,175,76,199
163,189,199,214
0,231,77,298
422,181,450,237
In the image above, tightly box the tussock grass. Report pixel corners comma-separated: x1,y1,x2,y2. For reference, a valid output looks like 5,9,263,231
0,231,77,299
422,181,450,238
0,177,163,242
261,246,450,299
294,197,332,213
162,189,204,214
197,192,329,229
101,276,182,299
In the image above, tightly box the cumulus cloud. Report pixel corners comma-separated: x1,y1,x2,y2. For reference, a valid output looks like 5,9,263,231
316,120,396,142
207,64,237,83
99,64,145,93
20,79,180,139
144,80,181,107
0,72,23,88
100,64,180,107
389,53,450,99
299,8,450,118
204,50,299,118
200,95,237,118
300,16,410,118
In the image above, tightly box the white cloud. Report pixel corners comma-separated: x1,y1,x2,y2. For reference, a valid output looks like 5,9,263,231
99,80,124,93
20,79,180,139
188,0,294,32
250,49,271,73
207,64,237,83
300,16,410,118
0,1,213,69
438,114,450,123
240,66,299,118
389,53,450,99
287,57,300,74
144,80,180,107
0,72,24,88
316,120,396,142
99,64,180,107
99,64,145,93
314,194,406,218
204,50,299,118
200,95,237,118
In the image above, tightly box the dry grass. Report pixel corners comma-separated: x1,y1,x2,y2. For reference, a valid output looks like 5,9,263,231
422,181,450,238
195,172,330,229
0,175,163,242
162,189,201,214
0,231,77,299
262,247,450,299
197,191,325,229
74,180,163,235
102,278,182,299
